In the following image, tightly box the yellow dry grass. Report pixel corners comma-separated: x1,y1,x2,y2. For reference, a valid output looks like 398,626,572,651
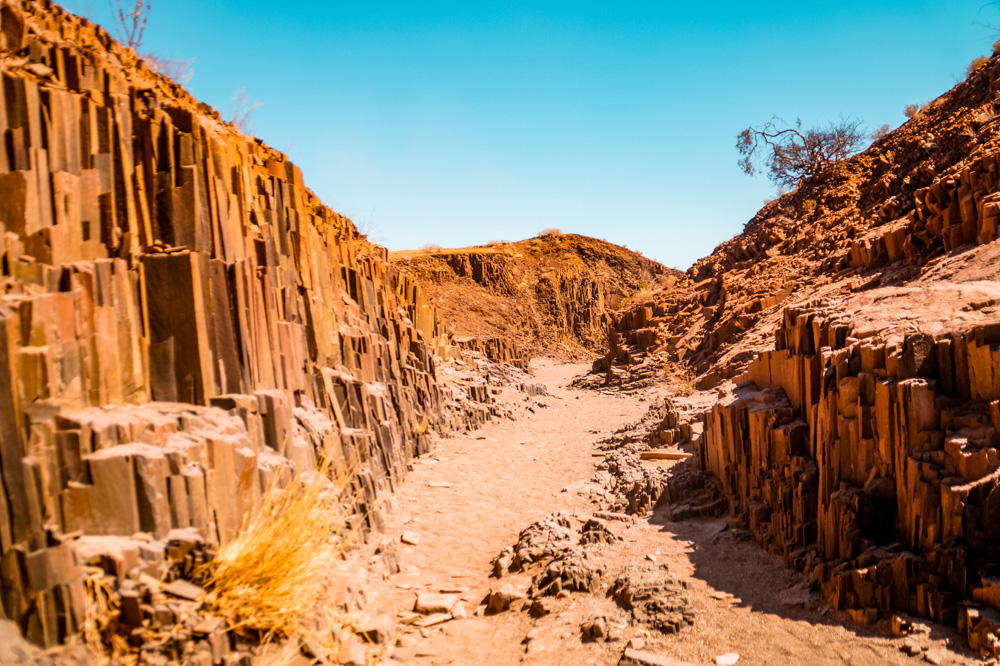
663,361,696,397
206,460,359,643
82,571,129,663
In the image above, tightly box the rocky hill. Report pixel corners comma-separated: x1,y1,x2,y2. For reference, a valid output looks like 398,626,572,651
600,51,1000,658
390,234,680,363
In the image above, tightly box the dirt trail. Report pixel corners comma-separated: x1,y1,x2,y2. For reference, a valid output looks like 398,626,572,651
365,361,978,666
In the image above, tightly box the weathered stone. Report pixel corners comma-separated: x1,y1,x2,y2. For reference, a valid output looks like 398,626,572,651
611,566,693,634
618,648,698,666
414,592,457,615
486,585,525,614
162,579,206,601
581,616,610,643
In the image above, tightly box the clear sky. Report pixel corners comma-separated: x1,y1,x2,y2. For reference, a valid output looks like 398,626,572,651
64,1,996,269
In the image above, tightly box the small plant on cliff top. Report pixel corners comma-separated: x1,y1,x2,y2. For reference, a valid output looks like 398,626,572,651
870,124,891,142
737,115,866,188
538,228,562,237
142,53,193,84
228,87,263,133
967,55,990,78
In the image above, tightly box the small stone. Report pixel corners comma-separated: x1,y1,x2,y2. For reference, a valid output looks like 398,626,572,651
413,613,452,628
556,589,571,599
336,637,366,666
486,584,525,614
529,599,553,617
192,616,226,636
162,579,206,601
414,592,458,614
619,649,698,666
581,616,609,643
891,615,912,637
646,554,658,563
25,63,53,78
451,602,468,620
358,614,394,644
900,638,923,656
428,482,453,488
628,637,646,650
401,531,421,546
715,654,740,666
923,649,946,665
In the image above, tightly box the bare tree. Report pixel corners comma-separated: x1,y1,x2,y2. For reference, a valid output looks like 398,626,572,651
228,87,263,133
112,0,150,49
737,116,866,188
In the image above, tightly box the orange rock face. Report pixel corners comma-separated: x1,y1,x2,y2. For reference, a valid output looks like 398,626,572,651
0,0,488,647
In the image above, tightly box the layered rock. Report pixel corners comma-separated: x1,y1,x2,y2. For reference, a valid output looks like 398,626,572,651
390,234,680,361
0,0,482,647
695,292,1000,654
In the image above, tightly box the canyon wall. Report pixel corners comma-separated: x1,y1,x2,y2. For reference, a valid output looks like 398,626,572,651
0,0,481,646
697,291,1000,653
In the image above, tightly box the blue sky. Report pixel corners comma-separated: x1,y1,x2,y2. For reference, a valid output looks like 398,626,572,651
65,1,995,269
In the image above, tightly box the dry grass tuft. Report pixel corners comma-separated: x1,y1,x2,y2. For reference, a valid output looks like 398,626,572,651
662,362,696,397
206,460,358,642
83,571,128,662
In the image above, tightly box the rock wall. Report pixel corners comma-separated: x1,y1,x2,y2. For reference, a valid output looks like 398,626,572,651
697,300,1000,655
390,235,679,359
0,0,478,647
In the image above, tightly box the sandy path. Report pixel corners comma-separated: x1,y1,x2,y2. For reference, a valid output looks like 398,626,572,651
369,360,977,666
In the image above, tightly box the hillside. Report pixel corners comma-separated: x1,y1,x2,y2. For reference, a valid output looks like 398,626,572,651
390,234,681,362
604,54,1000,387
596,50,1000,658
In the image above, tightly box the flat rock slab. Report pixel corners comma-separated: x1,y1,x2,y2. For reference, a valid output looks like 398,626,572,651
163,579,206,600
619,648,697,666
414,592,458,614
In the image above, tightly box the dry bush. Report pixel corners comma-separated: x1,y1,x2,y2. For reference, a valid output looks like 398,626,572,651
632,288,654,305
142,53,193,84
967,55,990,78
869,124,890,142
83,572,129,662
228,87,263,134
206,461,357,642
420,244,443,251
663,362,696,397
994,40,1000,57
903,103,921,119
537,228,562,237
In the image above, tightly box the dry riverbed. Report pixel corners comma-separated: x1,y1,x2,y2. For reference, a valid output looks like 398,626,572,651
340,360,978,666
